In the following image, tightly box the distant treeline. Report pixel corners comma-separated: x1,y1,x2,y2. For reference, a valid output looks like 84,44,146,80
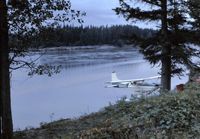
29,25,156,48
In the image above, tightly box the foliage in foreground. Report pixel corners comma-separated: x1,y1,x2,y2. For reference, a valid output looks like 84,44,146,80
14,83,200,139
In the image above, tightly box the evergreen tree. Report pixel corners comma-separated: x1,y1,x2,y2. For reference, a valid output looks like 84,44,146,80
115,0,200,91
188,0,200,31
32,25,155,47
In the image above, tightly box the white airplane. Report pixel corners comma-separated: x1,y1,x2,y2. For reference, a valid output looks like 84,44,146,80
105,71,161,90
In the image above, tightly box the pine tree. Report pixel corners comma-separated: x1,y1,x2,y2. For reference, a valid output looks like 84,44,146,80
188,0,200,31
115,0,200,91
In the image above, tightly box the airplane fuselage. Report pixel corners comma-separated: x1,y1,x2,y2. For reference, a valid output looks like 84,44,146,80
105,72,161,90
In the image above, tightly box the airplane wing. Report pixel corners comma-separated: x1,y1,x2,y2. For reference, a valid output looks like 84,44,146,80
109,71,161,83
105,72,161,89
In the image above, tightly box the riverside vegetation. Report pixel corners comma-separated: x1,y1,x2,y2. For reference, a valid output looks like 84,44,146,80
14,70,200,139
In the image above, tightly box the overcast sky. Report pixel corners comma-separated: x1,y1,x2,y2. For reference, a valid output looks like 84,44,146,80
70,0,127,26
70,0,156,29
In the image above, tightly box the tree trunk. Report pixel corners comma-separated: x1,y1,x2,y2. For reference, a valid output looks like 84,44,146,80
161,0,171,91
0,1,13,139
161,45,171,91
0,61,2,138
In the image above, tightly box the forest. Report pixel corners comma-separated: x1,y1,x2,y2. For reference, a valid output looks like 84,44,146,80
24,25,155,48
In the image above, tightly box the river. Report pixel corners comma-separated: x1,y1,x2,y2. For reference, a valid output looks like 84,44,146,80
11,45,188,129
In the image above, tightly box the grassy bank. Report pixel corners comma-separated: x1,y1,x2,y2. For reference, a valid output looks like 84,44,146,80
14,80,200,139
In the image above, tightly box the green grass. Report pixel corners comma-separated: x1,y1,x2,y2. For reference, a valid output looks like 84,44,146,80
14,82,200,139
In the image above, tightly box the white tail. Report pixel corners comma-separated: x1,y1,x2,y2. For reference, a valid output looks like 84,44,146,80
111,71,120,82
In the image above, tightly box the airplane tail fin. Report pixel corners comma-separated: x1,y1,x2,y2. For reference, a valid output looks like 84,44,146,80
112,71,120,82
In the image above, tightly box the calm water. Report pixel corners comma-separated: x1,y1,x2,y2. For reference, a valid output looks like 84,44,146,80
11,45,188,129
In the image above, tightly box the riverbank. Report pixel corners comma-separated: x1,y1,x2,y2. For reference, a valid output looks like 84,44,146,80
14,70,200,139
